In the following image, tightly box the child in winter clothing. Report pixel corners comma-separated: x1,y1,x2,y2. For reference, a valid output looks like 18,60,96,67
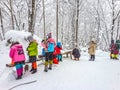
53,50,59,64
110,40,115,59
112,42,119,60
41,33,56,72
41,40,46,57
88,40,96,61
54,42,62,61
27,36,38,74
9,41,25,80
72,47,80,61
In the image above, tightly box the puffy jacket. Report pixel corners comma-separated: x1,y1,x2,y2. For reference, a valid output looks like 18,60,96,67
9,44,26,62
88,42,96,55
110,43,115,51
54,46,62,55
27,40,38,56
72,48,80,58
113,44,119,54
46,38,55,52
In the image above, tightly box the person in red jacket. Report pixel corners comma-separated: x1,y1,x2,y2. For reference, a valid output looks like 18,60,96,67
54,42,62,62
110,40,115,59
112,43,119,60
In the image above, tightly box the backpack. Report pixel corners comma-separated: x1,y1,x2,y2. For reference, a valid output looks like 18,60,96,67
48,43,55,52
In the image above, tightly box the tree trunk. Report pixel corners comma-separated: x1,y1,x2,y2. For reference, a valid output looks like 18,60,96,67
28,0,35,35
76,0,80,47
0,8,5,40
116,16,120,40
56,0,59,42
42,0,46,40
111,0,115,40
9,0,14,30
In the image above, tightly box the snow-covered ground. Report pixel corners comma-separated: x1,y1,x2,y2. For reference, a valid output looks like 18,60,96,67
0,49,120,90
0,30,120,90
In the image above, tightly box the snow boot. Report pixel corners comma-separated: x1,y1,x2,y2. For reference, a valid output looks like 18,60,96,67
48,64,52,70
44,66,48,72
92,55,95,61
31,69,37,74
16,76,22,80
30,68,34,72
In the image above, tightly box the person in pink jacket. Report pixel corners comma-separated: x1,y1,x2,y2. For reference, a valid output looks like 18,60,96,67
9,41,26,80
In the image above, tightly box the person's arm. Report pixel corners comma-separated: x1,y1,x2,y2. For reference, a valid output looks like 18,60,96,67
9,47,14,58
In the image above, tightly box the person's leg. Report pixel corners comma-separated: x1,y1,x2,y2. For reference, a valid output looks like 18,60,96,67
19,63,23,76
59,54,62,61
29,56,34,72
32,61,37,74
15,63,22,80
110,51,113,59
44,52,49,72
112,54,115,59
115,54,119,60
48,52,53,70
93,55,95,61
89,55,92,61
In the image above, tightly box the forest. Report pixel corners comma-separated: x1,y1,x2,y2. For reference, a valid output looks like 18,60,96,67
0,0,120,50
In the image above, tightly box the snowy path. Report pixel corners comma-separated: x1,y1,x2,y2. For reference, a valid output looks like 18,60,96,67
0,52,120,90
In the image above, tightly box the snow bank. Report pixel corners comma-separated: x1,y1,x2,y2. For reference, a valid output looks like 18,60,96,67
5,30,42,53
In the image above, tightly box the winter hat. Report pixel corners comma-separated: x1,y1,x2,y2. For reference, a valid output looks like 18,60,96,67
91,38,95,42
46,33,52,39
10,41,19,47
57,42,61,47
27,35,34,42
111,39,114,44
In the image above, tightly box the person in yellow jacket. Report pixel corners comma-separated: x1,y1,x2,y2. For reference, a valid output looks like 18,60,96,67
88,40,96,61
27,36,38,74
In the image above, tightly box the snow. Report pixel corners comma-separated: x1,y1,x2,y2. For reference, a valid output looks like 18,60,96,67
0,30,120,90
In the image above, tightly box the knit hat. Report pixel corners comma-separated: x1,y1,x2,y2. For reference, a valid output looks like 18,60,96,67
57,42,61,47
46,33,52,39
91,38,95,42
111,39,114,44
27,36,34,42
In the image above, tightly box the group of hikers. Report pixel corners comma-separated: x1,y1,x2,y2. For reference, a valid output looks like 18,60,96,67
9,33,62,80
8,32,120,80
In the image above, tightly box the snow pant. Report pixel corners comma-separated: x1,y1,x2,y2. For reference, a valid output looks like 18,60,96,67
44,52,53,71
29,56,37,71
111,54,118,59
57,54,62,61
90,55,95,61
15,63,23,77
110,50,114,59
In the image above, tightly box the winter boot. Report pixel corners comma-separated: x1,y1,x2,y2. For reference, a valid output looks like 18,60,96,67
44,66,48,72
48,64,52,70
16,76,22,80
92,55,95,61
31,69,37,74
89,55,92,61
30,68,34,72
